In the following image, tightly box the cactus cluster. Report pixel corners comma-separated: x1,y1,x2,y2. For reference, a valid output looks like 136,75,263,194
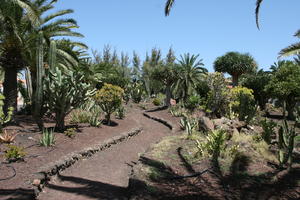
44,66,94,132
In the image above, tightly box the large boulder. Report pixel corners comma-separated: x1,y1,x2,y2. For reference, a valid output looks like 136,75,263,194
198,116,215,132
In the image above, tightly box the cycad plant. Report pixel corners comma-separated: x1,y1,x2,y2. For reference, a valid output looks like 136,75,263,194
173,53,207,102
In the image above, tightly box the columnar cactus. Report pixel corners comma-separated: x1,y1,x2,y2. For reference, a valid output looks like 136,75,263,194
34,32,44,130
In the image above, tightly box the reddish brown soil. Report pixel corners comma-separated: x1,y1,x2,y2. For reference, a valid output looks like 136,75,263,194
0,105,146,200
37,107,179,200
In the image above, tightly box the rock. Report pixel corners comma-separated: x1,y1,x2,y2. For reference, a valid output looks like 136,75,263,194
32,179,41,186
230,120,246,130
199,116,215,132
213,117,230,129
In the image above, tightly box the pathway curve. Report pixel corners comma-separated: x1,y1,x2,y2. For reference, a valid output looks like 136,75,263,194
38,107,173,200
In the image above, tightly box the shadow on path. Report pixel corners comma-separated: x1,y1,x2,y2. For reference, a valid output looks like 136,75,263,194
46,174,128,200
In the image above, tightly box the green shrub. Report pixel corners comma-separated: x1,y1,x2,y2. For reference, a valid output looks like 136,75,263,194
69,109,92,124
40,129,55,147
196,129,227,162
94,83,124,125
205,72,231,118
185,95,201,111
180,115,198,135
260,118,276,144
152,98,161,106
5,145,26,161
169,105,186,117
230,86,256,122
64,128,77,138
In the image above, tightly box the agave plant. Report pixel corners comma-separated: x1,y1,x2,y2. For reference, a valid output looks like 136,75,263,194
0,130,18,143
40,128,55,147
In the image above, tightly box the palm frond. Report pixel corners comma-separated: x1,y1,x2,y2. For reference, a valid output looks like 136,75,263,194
255,0,264,29
43,9,74,23
165,0,175,16
279,42,300,58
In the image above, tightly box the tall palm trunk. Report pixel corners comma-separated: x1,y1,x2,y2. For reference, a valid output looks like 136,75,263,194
3,67,18,114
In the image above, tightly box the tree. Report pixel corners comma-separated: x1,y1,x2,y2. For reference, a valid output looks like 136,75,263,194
151,48,178,106
214,52,257,87
265,61,300,119
173,53,207,102
94,83,124,126
0,0,84,114
241,69,271,110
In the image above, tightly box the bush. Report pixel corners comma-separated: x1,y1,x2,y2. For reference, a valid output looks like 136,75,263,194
5,145,26,162
205,72,231,118
94,83,124,125
152,98,161,106
64,128,77,138
196,129,227,162
230,86,256,122
185,95,201,111
180,114,198,135
70,109,92,124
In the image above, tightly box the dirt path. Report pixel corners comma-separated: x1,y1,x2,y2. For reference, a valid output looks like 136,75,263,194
38,108,173,200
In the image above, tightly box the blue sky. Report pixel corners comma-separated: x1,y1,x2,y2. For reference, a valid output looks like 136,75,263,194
55,0,300,72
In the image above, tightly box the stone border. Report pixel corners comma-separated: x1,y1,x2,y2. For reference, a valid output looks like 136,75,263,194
143,112,173,131
32,127,142,198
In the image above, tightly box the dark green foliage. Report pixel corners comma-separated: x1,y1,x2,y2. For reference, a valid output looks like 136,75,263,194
214,52,257,87
241,70,271,110
265,61,300,119
185,95,201,111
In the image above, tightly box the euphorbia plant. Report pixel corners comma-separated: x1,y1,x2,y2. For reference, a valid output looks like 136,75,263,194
94,83,124,125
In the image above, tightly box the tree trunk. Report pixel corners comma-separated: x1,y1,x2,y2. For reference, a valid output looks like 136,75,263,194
232,74,239,87
286,99,296,120
165,85,172,107
3,67,18,115
55,112,66,133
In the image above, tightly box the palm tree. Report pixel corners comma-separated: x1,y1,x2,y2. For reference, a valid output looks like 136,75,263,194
0,0,38,113
0,0,85,113
173,53,207,101
214,52,257,87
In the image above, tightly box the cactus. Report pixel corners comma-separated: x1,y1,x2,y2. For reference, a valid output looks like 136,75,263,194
44,67,94,132
25,67,32,103
277,107,299,170
0,94,13,132
48,40,57,71
33,32,44,130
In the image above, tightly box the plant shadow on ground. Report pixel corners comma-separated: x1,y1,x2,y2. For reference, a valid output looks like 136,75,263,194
130,150,300,200
0,188,35,200
102,120,119,127
45,174,128,200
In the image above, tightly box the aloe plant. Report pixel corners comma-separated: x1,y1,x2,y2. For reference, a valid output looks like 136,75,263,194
40,129,55,147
